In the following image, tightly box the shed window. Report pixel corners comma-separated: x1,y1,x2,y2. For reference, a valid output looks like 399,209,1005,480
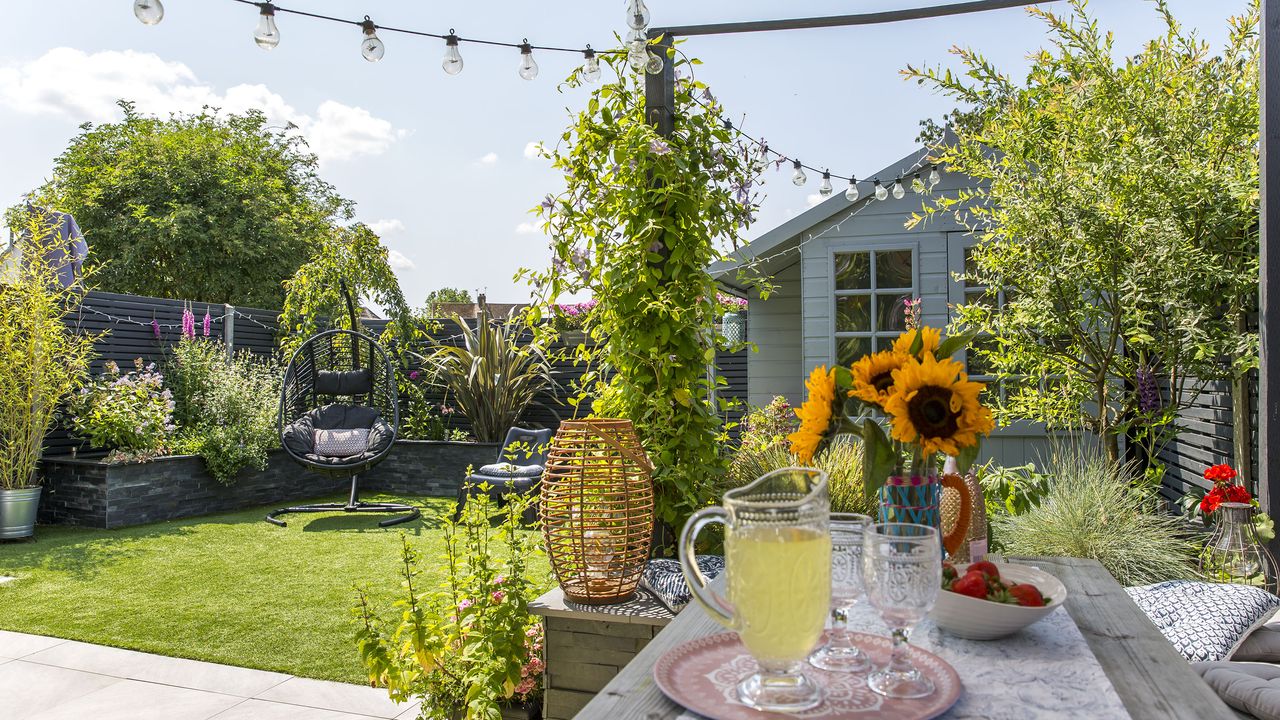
960,245,1019,402
833,248,915,367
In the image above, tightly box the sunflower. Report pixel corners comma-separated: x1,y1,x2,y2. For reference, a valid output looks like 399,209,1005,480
850,350,908,408
892,327,941,357
788,365,838,464
882,352,995,457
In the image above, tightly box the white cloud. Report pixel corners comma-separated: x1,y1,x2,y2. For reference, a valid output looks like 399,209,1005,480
523,141,543,159
366,219,405,236
806,193,825,208
515,222,539,235
477,151,499,166
387,250,415,271
0,48,402,164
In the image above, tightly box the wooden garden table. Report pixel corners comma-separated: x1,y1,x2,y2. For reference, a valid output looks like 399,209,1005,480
575,556,1240,719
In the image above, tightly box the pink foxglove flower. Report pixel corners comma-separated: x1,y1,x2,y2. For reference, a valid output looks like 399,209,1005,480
151,319,161,339
202,310,212,337
182,307,196,339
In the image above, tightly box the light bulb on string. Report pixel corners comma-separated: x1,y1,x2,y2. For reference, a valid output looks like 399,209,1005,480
134,0,163,25
626,31,648,73
253,3,280,50
581,46,601,82
928,165,941,188
626,0,651,31
911,172,925,194
360,17,384,62
518,41,539,80
891,179,905,199
442,31,463,75
845,177,860,202
645,49,664,75
873,180,888,201
819,170,833,197
791,160,807,187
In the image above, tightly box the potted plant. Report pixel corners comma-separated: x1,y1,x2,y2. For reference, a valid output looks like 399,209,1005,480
0,207,97,539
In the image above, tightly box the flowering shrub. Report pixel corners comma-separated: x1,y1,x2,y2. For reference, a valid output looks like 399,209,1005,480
738,396,798,454
398,368,468,442
553,299,597,331
67,358,174,460
716,293,747,315
356,488,547,719
1183,462,1275,542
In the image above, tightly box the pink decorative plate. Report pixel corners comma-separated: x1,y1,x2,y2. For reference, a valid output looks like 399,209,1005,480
653,631,962,719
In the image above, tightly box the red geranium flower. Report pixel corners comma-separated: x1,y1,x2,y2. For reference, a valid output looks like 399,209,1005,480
1225,484,1253,504
1201,486,1226,514
1205,464,1238,485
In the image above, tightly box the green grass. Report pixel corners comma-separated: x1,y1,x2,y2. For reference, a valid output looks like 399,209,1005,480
0,494,551,684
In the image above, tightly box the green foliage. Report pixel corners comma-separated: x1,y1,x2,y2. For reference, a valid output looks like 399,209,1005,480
24,102,353,308
994,447,1198,586
425,303,552,444
519,47,765,531
66,358,174,460
728,438,872,516
978,461,1052,518
279,224,413,357
0,211,98,489
397,369,468,442
425,288,473,317
737,396,798,454
166,337,281,484
355,491,547,719
906,0,1260,460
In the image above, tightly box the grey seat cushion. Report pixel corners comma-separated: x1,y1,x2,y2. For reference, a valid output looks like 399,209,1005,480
1236,620,1280,663
282,403,394,465
476,462,544,479
1127,581,1280,663
1195,661,1280,720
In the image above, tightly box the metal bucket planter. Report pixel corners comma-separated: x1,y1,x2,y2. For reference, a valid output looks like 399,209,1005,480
0,487,42,540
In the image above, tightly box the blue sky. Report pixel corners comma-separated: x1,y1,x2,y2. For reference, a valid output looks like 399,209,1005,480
0,0,1246,306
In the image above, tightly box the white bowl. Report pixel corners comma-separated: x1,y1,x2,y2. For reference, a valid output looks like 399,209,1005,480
930,562,1067,640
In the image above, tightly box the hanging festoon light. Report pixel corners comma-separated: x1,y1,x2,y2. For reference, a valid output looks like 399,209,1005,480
581,46,602,82
442,30,463,75
626,0,651,31
133,0,163,25
253,3,280,50
359,16,384,61
845,176,860,202
873,179,888,201
792,160,807,187
911,172,925,194
518,40,539,80
645,47,665,74
819,170,833,197
928,164,941,188
626,30,648,73
891,178,905,199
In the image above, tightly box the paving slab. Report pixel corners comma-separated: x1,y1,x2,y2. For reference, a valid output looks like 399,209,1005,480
24,678,243,720
23,640,290,697
209,699,385,720
254,677,415,718
0,631,66,660
0,660,122,720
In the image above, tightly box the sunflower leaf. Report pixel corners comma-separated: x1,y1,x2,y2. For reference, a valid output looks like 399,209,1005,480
832,365,853,392
936,330,980,360
861,419,896,505
955,439,982,474
908,329,924,356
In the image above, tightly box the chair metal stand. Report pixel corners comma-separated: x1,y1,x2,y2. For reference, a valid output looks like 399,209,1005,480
265,474,420,528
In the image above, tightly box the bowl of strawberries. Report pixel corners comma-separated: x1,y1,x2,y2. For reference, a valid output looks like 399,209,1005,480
930,560,1067,640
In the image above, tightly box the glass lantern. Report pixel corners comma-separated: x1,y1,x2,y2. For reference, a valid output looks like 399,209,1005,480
1200,502,1277,593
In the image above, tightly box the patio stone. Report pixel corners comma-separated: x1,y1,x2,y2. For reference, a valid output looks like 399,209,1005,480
21,678,242,720
0,630,66,659
0,660,121,719
209,699,383,720
22,640,290,697
254,677,414,718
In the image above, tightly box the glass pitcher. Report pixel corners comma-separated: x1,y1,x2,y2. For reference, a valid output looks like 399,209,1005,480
679,467,831,712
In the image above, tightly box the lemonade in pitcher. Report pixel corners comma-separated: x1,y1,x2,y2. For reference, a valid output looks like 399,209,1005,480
726,526,831,665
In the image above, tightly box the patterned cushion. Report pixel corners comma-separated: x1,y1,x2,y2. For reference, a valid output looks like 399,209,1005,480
641,556,725,614
476,463,544,479
1127,580,1280,662
313,428,371,458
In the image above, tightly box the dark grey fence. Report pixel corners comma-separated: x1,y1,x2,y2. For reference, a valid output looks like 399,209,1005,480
1156,372,1258,510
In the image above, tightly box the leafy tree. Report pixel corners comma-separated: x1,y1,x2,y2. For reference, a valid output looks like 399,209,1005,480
424,287,473,317
25,102,353,308
907,0,1259,464
520,48,765,533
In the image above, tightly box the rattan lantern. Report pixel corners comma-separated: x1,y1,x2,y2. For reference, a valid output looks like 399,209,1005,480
541,419,654,604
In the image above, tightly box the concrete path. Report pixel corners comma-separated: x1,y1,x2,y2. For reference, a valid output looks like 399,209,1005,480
0,630,420,720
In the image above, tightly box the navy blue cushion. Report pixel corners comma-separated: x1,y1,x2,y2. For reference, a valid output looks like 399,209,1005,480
1127,580,1280,662
641,556,725,613
477,462,544,479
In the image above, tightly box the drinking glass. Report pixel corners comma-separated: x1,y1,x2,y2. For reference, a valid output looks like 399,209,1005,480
679,467,831,712
862,523,941,699
809,513,872,672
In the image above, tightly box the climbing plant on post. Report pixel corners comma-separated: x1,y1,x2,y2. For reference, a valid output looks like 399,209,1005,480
521,48,765,536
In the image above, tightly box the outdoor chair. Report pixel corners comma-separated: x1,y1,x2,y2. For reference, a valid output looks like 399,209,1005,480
268,326,418,527
454,427,554,523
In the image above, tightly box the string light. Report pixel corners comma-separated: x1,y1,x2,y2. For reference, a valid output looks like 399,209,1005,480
928,165,942,188
133,0,163,24
518,40,539,80
791,160,807,187
891,179,905,199
254,3,280,50
874,180,888,201
645,49,664,75
582,46,601,82
819,170,833,197
360,16,385,62
442,30,463,75
845,177,860,202
911,172,925,194
625,0,651,31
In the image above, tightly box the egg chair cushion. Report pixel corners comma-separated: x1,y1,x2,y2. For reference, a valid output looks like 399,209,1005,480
283,403,394,465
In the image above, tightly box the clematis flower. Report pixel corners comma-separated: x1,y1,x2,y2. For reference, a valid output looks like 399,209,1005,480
649,138,671,155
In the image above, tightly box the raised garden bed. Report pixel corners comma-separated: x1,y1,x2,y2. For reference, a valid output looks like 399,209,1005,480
39,440,500,529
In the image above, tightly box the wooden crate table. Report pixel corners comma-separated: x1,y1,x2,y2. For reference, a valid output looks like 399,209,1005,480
530,586,675,720
574,557,1242,720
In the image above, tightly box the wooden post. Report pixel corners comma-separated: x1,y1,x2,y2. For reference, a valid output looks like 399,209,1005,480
1260,0,1279,548
222,303,235,358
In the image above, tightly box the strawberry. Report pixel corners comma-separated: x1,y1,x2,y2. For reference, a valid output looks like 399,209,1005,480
950,570,988,599
942,562,958,585
967,560,1000,581
1008,583,1047,607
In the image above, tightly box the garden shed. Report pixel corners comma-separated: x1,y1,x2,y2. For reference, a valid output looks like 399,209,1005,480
711,146,1053,469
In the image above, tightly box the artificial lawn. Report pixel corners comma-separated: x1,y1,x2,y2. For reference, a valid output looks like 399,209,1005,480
0,494,552,684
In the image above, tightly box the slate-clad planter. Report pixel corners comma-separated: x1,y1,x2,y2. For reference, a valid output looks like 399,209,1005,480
39,440,500,529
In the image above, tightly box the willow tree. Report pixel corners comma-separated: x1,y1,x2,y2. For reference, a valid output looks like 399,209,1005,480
521,49,765,531
908,0,1259,467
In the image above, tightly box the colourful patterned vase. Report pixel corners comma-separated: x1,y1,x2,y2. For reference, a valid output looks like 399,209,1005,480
878,474,971,558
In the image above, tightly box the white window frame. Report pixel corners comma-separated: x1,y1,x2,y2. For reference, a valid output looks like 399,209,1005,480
828,241,918,366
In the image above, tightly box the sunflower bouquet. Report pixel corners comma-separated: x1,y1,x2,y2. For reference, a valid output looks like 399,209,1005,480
788,326,995,505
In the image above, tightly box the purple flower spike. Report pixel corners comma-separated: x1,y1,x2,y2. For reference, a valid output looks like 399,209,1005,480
181,307,195,339
202,310,212,337
1136,365,1161,413
151,319,161,339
